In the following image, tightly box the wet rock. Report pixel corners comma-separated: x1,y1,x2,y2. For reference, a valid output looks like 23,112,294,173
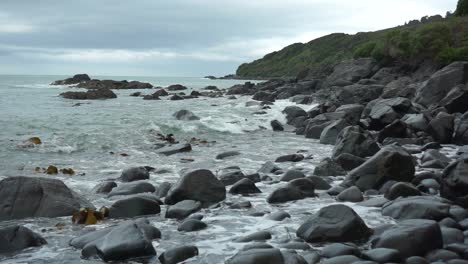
441,159,468,208
344,145,415,191
173,110,200,121
159,246,198,264
441,85,468,114
372,219,442,258
108,181,156,197
69,219,160,261
280,170,305,181
93,181,117,194
120,167,150,182
267,178,315,204
76,79,153,89
427,112,454,144
414,62,468,107
320,119,352,145
402,113,430,131
306,176,332,190
216,151,241,160
454,113,468,145
109,196,161,218
230,201,252,209
167,84,187,91
321,243,360,258
283,106,307,125
425,249,460,262
234,231,272,243
258,161,281,174
367,97,412,130
405,256,429,264
332,126,380,159
0,225,47,254
377,120,408,143
177,219,207,232
296,204,371,243
382,196,450,220
421,149,451,169
165,200,202,219
155,182,172,198
441,227,464,245
144,89,168,99
362,248,401,263
0,176,91,220
335,104,364,125
321,255,362,264
275,154,304,163
225,248,283,264
157,143,192,156
266,210,291,221
169,94,184,100
165,169,226,205
229,178,261,195
52,74,91,85
271,120,284,131
334,153,366,171
358,197,389,207
337,186,363,202
60,88,117,100
384,182,421,200
325,58,377,86
313,157,346,176
280,241,310,250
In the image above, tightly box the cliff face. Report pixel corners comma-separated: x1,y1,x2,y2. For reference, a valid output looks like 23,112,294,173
236,16,468,79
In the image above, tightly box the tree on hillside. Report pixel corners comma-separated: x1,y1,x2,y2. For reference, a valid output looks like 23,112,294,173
455,0,468,16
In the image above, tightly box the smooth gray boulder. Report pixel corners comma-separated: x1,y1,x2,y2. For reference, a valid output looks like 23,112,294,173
267,178,315,204
108,181,156,197
296,204,371,242
173,110,200,121
229,178,261,195
441,159,468,208
165,200,202,219
93,181,117,194
216,151,241,160
320,119,351,145
337,186,363,202
225,248,284,264
165,169,226,205
109,196,161,218
0,225,47,254
159,246,198,264
280,170,305,181
427,112,454,144
177,219,207,232
332,126,380,159
314,157,346,176
0,176,91,220
120,167,150,182
382,196,451,220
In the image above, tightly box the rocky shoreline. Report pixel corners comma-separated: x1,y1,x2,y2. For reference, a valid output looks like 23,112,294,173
2,59,468,263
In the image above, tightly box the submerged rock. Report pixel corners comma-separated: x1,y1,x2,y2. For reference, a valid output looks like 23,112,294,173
157,143,192,156
0,176,91,220
173,109,200,121
216,151,241,160
177,219,207,232
267,178,315,203
275,154,304,162
0,225,47,254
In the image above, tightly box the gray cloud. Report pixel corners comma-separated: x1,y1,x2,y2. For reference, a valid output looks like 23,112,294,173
0,0,458,76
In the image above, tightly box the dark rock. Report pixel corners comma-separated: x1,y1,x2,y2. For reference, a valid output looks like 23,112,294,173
225,248,283,264
377,120,408,143
165,169,226,205
320,119,352,145
173,110,200,121
52,74,91,85
327,185,346,196
271,120,284,131
337,186,363,202
167,84,187,91
405,256,429,264
216,151,241,160
230,201,252,209
267,178,315,203
0,176,91,220
358,197,389,207
0,225,47,254
169,94,184,100
146,89,169,99
142,93,160,100
280,242,311,250
229,178,261,195
362,248,401,263
157,143,192,156
440,85,468,114
306,176,332,190
344,145,415,191
275,154,304,163
371,219,442,258
258,161,281,174
130,92,141,97
441,159,468,208
60,88,117,100
402,113,430,131
313,157,346,176
120,167,150,182
334,153,366,171
335,104,365,125
219,168,246,186
283,106,307,124
332,83,384,106
280,170,305,181
93,181,117,194
325,58,378,86
385,182,421,200
321,255,362,264
109,196,161,218
382,196,451,220
165,200,202,219
427,112,455,144
76,79,153,89
367,97,413,130
108,181,156,197
425,249,460,262
253,91,276,102
266,210,291,221
415,62,468,107
421,149,451,169
155,182,172,198
441,227,464,245
159,246,198,264
245,173,261,183
454,112,468,145
296,204,371,242
320,243,360,258
177,219,207,232
70,219,159,261
234,231,271,243
332,126,380,159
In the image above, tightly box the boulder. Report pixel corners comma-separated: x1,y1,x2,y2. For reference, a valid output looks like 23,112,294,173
108,181,156,197
334,153,366,171
377,120,408,143
267,178,315,203
367,97,412,130
169,94,184,100
167,84,187,91
173,110,200,121
144,89,168,99
165,169,226,205
234,231,272,243
344,145,415,191
427,112,454,144
335,104,365,125
60,88,117,100
325,58,378,86
321,255,362,264
177,219,207,232
296,204,371,242
225,248,284,264
165,200,201,219
384,182,421,200
421,149,451,169
280,170,305,182
306,176,332,190
332,126,380,159
159,246,198,264
382,196,451,220
157,143,192,156
0,225,47,254
93,181,117,194
258,161,281,174
266,210,291,221
69,219,160,261
52,74,91,85
415,62,468,107
371,219,443,258
441,159,468,208
218,168,246,186
320,243,360,258
332,84,384,106
253,91,276,102
76,79,153,89
271,120,284,131
229,178,261,195
337,186,363,202
454,112,468,145
402,113,430,131
282,106,307,124
313,157,346,176
275,154,304,163
109,196,161,218
362,248,401,263
216,151,241,160
320,119,352,145
120,167,150,182
440,85,468,114
0,176,91,220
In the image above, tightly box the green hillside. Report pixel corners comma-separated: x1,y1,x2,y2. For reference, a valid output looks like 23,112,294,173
236,16,468,79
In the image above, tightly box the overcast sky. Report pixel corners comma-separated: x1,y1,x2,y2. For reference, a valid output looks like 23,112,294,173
0,0,458,77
